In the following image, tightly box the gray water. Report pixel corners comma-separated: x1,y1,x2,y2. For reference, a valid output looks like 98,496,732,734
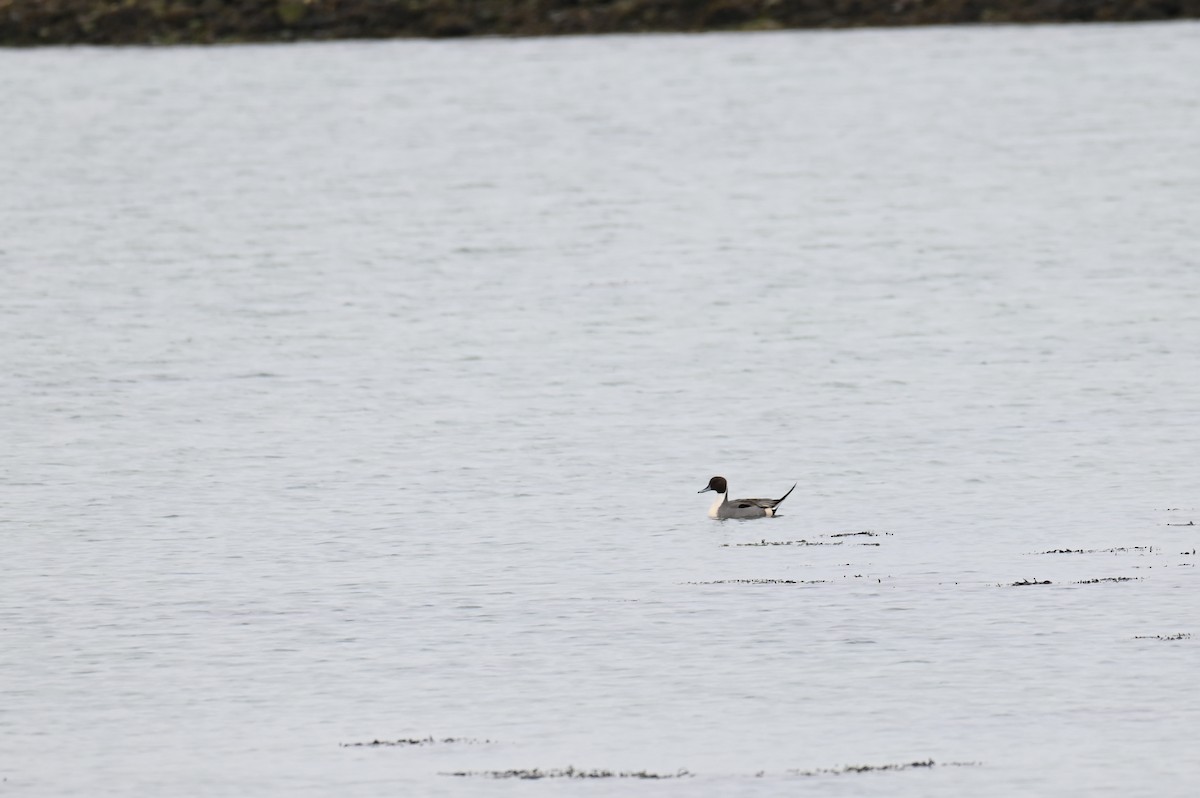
2,21,1199,797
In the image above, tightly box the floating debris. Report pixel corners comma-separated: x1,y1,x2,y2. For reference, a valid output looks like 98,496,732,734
684,579,828,585
722,539,843,547
341,736,491,748
829,531,877,538
1134,633,1191,641
1166,521,1195,526
444,767,691,780
1073,577,1140,584
790,758,978,776
1009,579,1052,586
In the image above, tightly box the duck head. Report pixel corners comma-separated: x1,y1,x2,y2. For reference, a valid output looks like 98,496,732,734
698,476,728,494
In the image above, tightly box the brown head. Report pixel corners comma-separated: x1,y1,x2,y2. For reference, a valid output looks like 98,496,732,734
698,475,728,494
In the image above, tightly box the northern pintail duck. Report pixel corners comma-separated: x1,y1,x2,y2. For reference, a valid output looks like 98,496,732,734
698,476,796,520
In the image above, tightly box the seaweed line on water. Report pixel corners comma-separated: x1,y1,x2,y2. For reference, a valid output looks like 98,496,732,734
723,539,844,547
724,531,893,547
443,767,691,779
1133,633,1191,641
1003,576,1141,587
790,758,980,776
683,578,829,585
443,759,980,779
1029,546,1156,555
341,736,492,747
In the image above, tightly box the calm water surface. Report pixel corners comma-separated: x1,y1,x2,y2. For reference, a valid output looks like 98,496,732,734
2,21,1199,797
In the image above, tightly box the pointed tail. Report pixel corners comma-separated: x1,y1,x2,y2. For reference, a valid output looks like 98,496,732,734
776,483,797,506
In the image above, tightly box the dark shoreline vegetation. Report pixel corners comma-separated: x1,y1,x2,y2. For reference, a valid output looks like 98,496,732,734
2,0,1198,46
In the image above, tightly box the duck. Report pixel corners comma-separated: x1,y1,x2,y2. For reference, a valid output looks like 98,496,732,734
698,475,796,520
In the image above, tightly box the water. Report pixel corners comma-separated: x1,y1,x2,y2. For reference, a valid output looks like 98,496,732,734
3,22,1199,797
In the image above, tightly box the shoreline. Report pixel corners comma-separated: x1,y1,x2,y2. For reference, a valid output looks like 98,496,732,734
3,0,1198,46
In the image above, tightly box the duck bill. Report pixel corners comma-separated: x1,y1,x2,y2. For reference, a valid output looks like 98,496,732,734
697,487,714,493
